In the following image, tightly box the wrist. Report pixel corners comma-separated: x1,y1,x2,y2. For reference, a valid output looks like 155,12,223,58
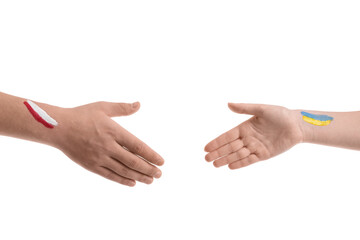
32,103,69,149
292,109,314,144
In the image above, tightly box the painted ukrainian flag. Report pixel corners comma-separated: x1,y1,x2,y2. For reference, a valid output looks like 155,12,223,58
301,111,334,126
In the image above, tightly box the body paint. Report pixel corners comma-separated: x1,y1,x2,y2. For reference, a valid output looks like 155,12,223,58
301,111,333,126
24,100,58,128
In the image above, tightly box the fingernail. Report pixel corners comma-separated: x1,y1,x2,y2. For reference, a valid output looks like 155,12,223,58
132,102,139,108
154,171,162,178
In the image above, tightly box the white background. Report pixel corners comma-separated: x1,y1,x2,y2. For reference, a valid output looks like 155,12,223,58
1,1,360,239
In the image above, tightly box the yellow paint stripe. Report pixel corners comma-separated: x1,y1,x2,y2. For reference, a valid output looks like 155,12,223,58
302,116,332,126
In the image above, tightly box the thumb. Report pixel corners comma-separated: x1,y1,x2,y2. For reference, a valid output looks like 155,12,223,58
99,101,140,117
228,103,265,116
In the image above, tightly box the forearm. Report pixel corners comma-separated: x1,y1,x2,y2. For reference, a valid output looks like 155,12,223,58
0,92,63,147
294,109,360,150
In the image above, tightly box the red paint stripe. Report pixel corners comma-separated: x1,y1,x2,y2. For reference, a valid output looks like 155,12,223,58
24,101,54,129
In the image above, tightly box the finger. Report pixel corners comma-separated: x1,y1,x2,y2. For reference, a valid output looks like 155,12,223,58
213,147,251,168
96,167,136,187
205,139,243,162
204,127,240,152
213,136,260,167
97,101,140,117
228,103,265,116
228,154,259,169
116,127,164,166
104,157,154,184
112,144,162,178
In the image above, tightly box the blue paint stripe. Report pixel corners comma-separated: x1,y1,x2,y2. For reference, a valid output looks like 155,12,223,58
301,111,334,121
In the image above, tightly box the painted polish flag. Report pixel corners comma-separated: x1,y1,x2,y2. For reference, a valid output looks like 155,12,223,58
24,100,58,129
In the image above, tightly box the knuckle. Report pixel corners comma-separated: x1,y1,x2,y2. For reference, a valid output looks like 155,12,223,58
103,144,115,155
94,101,106,110
258,105,266,114
233,161,242,169
126,158,139,169
119,179,128,185
97,158,108,167
122,179,134,186
150,152,161,163
116,103,126,113
134,142,145,154
81,158,98,170
104,171,114,180
117,103,131,115
119,166,129,177
134,142,146,154
140,175,152,184
148,167,158,177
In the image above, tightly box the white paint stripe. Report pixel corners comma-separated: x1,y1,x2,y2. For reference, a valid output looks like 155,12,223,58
26,100,58,126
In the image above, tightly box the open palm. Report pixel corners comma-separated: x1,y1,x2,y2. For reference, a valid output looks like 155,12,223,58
204,103,303,169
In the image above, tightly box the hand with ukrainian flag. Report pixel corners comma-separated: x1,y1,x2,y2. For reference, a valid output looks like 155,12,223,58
204,103,360,169
204,103,304,169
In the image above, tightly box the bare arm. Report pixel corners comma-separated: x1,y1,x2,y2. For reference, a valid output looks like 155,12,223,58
0,92,59,145
204,103,360,169
300,110,360,150
0,92,164,186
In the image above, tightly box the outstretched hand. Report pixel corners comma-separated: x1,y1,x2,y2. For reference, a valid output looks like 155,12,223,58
204,103,303,169
53,101,164,187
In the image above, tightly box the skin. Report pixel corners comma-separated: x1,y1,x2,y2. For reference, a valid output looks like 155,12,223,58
0,92,164,187
205,103,360,169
